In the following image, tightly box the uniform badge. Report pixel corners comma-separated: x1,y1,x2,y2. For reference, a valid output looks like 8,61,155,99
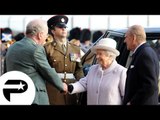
69,53,81,62
61,18,65,23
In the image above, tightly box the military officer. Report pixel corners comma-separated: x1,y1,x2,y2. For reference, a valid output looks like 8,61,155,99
44,15,84,105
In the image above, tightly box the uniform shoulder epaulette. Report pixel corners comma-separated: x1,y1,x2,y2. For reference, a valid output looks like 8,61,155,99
69,42,80,49
69,42,77,46
44,42,50,46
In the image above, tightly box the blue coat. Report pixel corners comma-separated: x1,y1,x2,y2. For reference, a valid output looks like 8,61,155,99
123,43,159,105
4,37,64,105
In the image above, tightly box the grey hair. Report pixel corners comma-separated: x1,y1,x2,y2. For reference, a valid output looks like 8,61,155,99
26,19,47,36
129,25,146,42
104,50,117,60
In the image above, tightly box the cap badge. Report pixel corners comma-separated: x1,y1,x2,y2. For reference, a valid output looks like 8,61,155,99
61,18,65,23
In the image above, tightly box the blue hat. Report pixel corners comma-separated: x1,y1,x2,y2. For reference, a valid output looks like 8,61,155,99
47,15,68,29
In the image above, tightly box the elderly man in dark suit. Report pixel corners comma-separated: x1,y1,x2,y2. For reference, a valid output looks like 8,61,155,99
4,19,67,105
123,25,159,105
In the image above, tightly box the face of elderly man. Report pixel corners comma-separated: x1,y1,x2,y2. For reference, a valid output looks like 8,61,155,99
124,31,135,51
96,49,113,69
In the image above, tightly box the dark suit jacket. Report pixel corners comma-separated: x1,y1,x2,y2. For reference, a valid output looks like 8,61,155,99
123,43,159,105
4,37,64,105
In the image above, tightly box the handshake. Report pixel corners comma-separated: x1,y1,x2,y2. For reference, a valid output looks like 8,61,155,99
60,82,73,94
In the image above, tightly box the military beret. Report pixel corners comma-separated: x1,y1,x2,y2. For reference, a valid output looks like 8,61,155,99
47,15,68,29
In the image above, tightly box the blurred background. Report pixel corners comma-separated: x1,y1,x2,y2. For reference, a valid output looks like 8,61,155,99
1,15,160,35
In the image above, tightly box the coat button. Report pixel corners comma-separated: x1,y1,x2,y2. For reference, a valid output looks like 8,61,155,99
64,79,67,82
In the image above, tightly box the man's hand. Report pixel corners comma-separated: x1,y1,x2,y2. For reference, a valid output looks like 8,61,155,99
62,82,68,94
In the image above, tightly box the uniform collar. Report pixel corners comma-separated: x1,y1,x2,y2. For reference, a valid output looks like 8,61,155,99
56,39,67,47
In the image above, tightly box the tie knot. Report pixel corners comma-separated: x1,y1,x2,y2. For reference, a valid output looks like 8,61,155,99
62,44,66,53
131,53,135,57
63,44,65,47
131,53,135,60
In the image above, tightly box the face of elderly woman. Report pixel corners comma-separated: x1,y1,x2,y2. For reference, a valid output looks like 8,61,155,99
96,49,112,69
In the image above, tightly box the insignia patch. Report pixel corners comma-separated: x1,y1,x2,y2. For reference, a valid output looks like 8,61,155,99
69,53,81,62
61,18,65,23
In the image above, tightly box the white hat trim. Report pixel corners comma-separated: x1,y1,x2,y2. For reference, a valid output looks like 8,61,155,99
92,45,120,56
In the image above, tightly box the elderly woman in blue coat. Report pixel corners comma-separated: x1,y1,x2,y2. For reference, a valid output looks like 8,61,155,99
68,38,127,105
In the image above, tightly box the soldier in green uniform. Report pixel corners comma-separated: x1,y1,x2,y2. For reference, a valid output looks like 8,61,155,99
44,15,84,105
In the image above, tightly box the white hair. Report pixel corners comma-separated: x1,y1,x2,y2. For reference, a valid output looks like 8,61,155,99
26,19,48,36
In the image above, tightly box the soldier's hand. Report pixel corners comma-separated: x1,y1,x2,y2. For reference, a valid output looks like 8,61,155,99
62,82,68,94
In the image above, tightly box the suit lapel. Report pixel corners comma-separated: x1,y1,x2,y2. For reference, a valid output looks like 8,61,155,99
129,43,149,68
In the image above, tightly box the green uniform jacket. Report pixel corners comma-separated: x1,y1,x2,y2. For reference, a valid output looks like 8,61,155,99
44,39,84,105
4,37,64,105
